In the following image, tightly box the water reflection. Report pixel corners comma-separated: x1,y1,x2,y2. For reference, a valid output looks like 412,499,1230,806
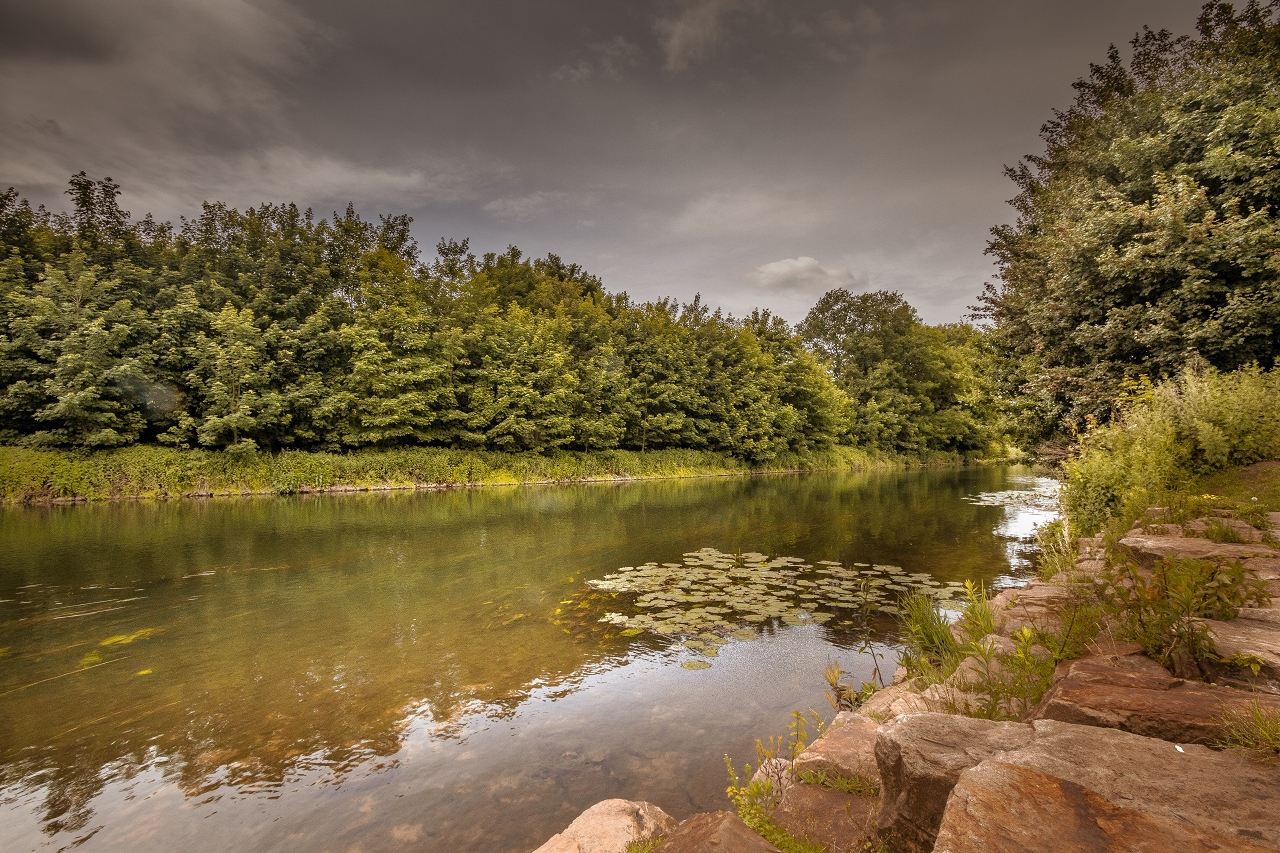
0,466,1056,852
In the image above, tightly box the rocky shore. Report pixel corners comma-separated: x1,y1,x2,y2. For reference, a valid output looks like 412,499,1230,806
530,510,1280,852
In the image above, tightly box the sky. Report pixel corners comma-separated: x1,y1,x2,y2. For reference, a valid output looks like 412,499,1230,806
0,0,1209,323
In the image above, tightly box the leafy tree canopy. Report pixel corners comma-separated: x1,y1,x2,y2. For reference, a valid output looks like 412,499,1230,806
978,1,1280,442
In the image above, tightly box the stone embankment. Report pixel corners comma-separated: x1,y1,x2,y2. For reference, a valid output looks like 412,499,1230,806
531,512,1280,852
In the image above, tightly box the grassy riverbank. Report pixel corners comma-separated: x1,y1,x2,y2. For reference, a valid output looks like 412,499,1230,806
0,443,966,503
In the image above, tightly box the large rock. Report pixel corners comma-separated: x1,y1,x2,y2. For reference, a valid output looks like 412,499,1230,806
987,580,1079,636
1118,532,1277,568
533,799,677,853
655,811,778,853
933,760,1272,852
767,783,876,852
874,713,1035,853
1205,607,1280,691
931,717,1280,850
857,683,928,722
1030,655,1280,743
793,717,880,791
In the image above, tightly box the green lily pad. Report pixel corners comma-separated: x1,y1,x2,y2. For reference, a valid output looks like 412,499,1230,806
682,660,712,670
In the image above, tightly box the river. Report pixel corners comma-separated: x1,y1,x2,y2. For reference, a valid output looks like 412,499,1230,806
0,465,1056,853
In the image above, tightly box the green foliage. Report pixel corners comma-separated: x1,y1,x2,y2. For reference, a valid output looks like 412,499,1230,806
1098,554,1270,674
1062,366,1280,534
624,839,664,853
799,290,996,454
980,4,1280,441
796,767,879,797
1,178,861,463
1216,700,1280,756
1035,518,1078,580
897,590,964,681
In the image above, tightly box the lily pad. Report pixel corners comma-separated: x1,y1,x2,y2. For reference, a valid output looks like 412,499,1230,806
682,660,712,670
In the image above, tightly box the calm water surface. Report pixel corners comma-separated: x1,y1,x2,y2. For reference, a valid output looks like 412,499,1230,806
0,466,1055,853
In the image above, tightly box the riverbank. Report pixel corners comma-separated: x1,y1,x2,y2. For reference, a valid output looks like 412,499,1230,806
528,461,1280,852
0,444,982,504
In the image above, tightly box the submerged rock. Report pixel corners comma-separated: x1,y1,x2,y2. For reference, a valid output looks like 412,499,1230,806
532,799,677,853
655,811,779,853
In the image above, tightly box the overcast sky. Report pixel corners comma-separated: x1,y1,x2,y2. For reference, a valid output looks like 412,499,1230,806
1,0,1209,323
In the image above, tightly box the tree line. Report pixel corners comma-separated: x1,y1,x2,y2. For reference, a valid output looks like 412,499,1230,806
0,176,992,461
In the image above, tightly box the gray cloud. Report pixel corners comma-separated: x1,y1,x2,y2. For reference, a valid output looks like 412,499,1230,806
0,0,1209,323
751,257,866,295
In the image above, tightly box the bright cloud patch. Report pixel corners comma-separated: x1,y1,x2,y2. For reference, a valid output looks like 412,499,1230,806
750,256,866,295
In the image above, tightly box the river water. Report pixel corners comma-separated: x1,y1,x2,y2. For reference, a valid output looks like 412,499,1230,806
0,466,1056,853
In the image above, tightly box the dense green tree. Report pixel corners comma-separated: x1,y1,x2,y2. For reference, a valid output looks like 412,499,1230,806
979,2,1280,441
800,289,989,453
0,174,953,460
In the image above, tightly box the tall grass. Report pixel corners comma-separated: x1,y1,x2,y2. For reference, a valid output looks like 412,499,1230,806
1062,366,1280,535
0,444,904,503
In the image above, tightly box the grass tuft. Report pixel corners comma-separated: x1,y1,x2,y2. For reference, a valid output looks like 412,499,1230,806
1216,700,1280,756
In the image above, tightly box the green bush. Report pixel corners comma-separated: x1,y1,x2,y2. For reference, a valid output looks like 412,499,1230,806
1062,366,1280,535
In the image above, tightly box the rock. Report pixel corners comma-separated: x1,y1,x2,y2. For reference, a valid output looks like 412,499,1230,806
533,835,582,853
534,799,678,853
942,722,1280,845
1118,532,1277,568
988,581,1078,635
1185,516,1271,543
857,683,928,722
892,666,908,684
874,713,1035,853
749,758,794,794
655,811,779,853
793,718,880,791
767,783,876,852
1030,655,1280,743
1205,609,1280,690
1071,640,1169,676
933,760,1272,852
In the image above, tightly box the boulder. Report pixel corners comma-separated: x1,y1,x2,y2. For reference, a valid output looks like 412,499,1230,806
1118,532,1277,568
874,713,1035,853
857,683,928,722
793,718,880,791
1205,609,1280,690
655,811,779,853
533,799,677,853
1185,517,1271,543
767,783,875,852
988,581,1078,636
933,760,1272,852
1069,640,1169,676
1030,655,1280,743
942,717,1280,850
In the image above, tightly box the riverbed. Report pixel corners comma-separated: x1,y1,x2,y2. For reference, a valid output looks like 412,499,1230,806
0,466,1055,853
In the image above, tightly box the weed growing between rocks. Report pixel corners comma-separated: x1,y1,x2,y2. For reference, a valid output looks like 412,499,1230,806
725,710,830,853
1216,700,1280,756
624,839,664,853
897,580,1105,720
1035,518,1077,580
1098,555,1271,678
796,767,879,797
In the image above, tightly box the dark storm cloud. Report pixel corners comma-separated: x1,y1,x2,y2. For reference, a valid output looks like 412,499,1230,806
1,0,1209,322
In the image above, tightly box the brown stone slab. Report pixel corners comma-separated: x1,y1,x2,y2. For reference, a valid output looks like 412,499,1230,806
934,760,1272,853
655,812,779,853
